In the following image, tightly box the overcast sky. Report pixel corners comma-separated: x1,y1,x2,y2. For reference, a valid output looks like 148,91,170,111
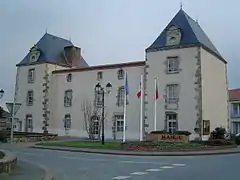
0,0,239,106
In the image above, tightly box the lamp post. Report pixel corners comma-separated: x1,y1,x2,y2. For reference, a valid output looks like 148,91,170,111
0,89,4,99
95,82,112,145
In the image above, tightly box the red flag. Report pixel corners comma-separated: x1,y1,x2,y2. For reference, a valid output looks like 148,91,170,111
155,80,159,100
137,82,141,98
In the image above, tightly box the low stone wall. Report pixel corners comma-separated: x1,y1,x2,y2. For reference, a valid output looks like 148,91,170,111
146,131,190,143
0,150,17,174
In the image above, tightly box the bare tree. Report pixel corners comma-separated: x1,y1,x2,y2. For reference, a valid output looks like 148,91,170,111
81,99,108,140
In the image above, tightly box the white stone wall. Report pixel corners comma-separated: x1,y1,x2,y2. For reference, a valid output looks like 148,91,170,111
50,65,145,140
15,63,68,133
145,47,199,139
201,48,228,134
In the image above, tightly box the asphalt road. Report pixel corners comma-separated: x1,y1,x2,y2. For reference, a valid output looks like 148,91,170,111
1,143,240,180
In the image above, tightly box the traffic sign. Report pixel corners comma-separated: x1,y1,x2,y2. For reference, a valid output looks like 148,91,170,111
6,102,22,115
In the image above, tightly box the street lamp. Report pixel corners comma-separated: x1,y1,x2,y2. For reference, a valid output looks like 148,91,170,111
0,89,4,99
95,82,112,145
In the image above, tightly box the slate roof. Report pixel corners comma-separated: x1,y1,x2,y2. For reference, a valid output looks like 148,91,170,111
146,9,225,62
16,33,88,67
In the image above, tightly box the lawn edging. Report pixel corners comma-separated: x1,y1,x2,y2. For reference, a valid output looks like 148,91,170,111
31,144,240,156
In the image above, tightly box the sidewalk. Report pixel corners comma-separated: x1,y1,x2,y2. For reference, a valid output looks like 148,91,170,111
31,144,240,156
0,160,46,180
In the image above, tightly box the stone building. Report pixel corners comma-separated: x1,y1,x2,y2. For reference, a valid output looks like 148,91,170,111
14,9,228,140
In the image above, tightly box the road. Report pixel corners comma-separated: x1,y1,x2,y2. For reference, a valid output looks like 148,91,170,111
1,143,240,180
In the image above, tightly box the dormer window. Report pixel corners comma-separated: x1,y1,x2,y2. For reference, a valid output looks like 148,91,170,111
29,44,40,63
118,69,124,80
67,73,72,82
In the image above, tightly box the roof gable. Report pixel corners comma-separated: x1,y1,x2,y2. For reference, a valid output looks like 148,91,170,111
146,9,224,61
16,33,88,67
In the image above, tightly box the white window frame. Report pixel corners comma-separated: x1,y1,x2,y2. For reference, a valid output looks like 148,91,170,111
25,114,33,132
27,90,34,106
28,68,35,83
166,113,178,133
166,84,179,104
115,115,124,132
64,90,73,107
118,69,124,80
64,114,71,130
117,86,125,106
232,103,240,117
167,57,179,73
97,71,103,81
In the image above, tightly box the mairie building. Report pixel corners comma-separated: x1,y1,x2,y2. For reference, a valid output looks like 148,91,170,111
13,9,229,141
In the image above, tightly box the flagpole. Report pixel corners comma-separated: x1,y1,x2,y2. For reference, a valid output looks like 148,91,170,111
140,74,144,141
154,78,157,131
123,71,127,143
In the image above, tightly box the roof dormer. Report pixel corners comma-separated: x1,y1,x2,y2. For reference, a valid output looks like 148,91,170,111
29,44,40,63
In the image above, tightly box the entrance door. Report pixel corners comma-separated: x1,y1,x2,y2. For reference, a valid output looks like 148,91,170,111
25,115,33,132
115,115,124,140
166,112,178,133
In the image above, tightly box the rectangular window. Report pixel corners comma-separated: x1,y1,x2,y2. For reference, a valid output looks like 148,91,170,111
25,114,33,132
97,71,103,81
118,69,124,80
64,90,73,107
28,69,35,83
167,56,179,73
203,120,210,135
64,114,71,130
166,84,179,104
93,120,99,135
117,86,125,106
166,113,178,133
115,115,124,132
95,93,103,107
232,103,240,117
26,90,34,106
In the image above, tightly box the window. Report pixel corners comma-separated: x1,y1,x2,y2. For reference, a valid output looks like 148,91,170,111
117,86,125,106
97,71,103,81
64,114,71,130
203,120,210,135
93,121,99,135
64,90,73,107
232,103,240,117
66,73,72,82
25,114,33,132
115,115,124,132
95,92,103,107
166,112,178,133
27,90,34,106
167,56,179,73
118,69,124,80
166,84,179,104
28,69,35,83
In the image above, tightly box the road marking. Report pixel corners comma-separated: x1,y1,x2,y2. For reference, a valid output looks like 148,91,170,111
130,172,148,175
112,176,131,179
119,160,162,165
146,168,163,172
161,166,174,169
172,163,186,167
60,156,106,162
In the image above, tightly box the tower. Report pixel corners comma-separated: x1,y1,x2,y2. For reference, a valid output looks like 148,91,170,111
144,9,228,140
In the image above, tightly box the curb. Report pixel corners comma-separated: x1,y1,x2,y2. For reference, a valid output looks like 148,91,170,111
30,145,240,157
0,149,18,174
20,159,55,180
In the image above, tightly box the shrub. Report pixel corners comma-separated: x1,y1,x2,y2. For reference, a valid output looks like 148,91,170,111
210,127,226,140
0,130,7,142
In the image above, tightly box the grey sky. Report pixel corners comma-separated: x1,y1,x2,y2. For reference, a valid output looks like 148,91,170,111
0,0,239,105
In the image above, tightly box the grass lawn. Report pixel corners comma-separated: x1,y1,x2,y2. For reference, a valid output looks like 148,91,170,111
40,141,122,150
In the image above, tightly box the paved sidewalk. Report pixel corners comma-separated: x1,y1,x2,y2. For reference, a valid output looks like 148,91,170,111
31,145,240,156
0,160,45,180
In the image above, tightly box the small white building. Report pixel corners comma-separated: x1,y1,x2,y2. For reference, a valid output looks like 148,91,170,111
14,9,229,141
